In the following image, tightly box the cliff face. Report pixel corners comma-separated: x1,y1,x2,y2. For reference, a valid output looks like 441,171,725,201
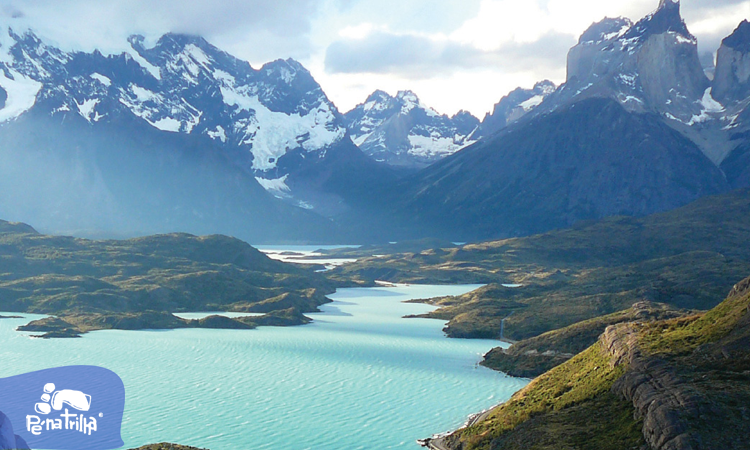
605,326,703,450
713,20,750,103
560,0,708,120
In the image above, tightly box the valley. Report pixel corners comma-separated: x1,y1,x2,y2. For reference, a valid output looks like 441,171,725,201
0,0,749,449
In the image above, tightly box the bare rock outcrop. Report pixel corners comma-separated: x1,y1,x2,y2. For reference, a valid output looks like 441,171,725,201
713,20,750,103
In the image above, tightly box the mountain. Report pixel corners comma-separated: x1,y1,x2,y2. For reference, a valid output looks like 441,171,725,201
343,90,479,168
478,80,556,138
382,97,728,240
368,0,744,241
0,24,394,240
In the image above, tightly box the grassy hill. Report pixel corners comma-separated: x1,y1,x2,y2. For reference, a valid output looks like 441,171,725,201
429,274,750,450
0,220,334,336
481,301,689,377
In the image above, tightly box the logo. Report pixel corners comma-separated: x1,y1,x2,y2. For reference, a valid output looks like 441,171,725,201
27,382,98,436
0,366,124,450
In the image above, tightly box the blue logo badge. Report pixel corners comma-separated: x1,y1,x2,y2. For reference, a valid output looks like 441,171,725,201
0,366,124,450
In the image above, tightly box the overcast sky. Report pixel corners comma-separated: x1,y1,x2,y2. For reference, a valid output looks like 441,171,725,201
1,0,749,117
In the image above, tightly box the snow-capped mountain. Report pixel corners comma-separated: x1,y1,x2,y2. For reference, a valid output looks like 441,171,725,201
0,23,394,240
343,90,479,168
0,30,346,167
478,80,556,138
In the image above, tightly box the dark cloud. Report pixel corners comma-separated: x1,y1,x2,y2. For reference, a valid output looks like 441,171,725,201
324,31,575,78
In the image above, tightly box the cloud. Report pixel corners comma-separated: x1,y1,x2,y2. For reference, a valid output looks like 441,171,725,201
324,30,575,79
0,0,320,62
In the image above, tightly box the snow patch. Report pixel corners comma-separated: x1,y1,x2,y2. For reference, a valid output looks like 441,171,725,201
0,69,43,122
670,32,697,46
213,69,235,86
76,98,102,122
407,134,474,158
220,84,344,171
207,125,227,142
664,112,683,122
255,174,291,197
600,23,631,42
151,117,181,132
130,85,159,102
125,50,161,80
90,73,111,87
519,95,544,111
353,132,373,147
699,87,724,113
686,88,724,126
574,83,594,96
618,73,637,87
620,95,643,104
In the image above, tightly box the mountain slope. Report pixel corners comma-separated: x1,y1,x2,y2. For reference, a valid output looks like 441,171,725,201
384,97,728,240
363,0,736,241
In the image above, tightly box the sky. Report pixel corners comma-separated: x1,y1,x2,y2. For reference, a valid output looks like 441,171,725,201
1,0,749,118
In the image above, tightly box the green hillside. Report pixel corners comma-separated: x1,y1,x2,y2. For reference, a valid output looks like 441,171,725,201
432,274,750,449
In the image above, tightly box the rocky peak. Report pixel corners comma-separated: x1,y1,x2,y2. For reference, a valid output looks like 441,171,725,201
722,20,750,53
261,58,307,81
623,0,690,42
577,17,632,45
366,89,392,103
257,58,336,117
479,79,557,137
713,20,750,103
561,0,707,122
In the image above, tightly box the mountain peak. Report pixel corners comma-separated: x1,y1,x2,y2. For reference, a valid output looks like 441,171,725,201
722,20,750,53
365,89,393,103
533,80,557,95
578,17,632,44
396,90,419,101
658,0,679,10
151,33,212,55
624,0,690,41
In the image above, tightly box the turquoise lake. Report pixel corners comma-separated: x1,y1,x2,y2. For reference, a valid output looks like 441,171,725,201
0,284,528,449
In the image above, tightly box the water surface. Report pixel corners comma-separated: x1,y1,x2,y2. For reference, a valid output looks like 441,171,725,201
0,284,528,449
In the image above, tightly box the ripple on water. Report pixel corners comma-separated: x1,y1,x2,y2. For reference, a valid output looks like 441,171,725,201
0,284,528,449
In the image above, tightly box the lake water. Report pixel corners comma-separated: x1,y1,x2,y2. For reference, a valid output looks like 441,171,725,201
0,284,528,450
255,245,360,270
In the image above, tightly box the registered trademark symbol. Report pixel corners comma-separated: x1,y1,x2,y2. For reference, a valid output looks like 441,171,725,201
99,413,104,417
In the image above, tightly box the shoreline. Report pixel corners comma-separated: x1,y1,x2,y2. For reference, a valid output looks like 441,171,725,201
418,403,500,450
